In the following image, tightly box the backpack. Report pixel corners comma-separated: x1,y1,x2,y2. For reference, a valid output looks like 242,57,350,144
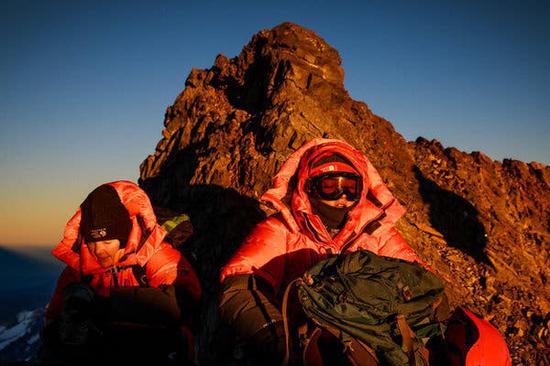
282,249,446,366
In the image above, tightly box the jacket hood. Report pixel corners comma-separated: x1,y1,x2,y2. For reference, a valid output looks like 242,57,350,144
261,139,405,248
52,180,168,275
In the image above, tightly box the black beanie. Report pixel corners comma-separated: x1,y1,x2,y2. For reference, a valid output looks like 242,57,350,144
80,185,132,246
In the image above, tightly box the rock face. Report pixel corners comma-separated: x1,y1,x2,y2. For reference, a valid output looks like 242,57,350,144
139,22,549,364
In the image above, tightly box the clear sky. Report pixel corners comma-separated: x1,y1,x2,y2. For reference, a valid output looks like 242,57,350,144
1,0,549,246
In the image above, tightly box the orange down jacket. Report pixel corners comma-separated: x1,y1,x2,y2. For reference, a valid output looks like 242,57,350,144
46,180,202,322
220,139,425,294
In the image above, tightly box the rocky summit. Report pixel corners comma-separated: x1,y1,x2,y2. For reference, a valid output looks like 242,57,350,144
139,22,549,364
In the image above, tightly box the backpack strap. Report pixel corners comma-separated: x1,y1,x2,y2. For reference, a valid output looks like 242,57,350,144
397,315,414,357
397,315,430,366
101,264,150,287
281,278,302,366
131,264,149,287
320,325,378,366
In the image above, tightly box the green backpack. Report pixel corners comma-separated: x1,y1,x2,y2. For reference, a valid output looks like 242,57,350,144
284,250,445,366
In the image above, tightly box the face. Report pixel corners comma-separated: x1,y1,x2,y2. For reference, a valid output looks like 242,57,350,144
318,196,357,208
87,239,121,268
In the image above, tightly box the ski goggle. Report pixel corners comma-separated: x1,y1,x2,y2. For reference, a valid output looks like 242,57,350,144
308,173,362,201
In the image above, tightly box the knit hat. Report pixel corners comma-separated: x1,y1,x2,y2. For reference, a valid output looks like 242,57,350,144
309,153,359,178
80,185,132,246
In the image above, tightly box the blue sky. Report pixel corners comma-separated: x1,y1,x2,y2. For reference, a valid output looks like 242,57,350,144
1,0,549,245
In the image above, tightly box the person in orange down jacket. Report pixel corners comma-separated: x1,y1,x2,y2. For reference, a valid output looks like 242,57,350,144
42,181,201,365
218,138,427,365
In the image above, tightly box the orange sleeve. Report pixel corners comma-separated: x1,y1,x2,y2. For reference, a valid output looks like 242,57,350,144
146,244,202,305
376,227,429,269
45,266,80,323
220,216,287,293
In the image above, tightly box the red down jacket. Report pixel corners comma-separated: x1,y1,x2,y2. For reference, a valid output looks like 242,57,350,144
46,180,202,322
220,138,425,294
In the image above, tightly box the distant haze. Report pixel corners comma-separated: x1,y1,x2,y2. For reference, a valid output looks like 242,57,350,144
1,1,549,246
0,245,63,324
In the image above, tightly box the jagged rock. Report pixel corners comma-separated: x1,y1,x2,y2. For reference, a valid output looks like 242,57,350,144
139,22,549,364
412,137,549,365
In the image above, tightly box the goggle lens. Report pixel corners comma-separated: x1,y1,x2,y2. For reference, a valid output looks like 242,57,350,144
311,174,361,201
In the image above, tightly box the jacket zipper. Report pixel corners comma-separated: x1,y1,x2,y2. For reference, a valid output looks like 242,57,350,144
339,201,391,253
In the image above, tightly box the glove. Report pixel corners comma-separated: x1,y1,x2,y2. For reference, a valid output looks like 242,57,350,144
109,285,181,324
58,283,101,346
63,283,96,319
